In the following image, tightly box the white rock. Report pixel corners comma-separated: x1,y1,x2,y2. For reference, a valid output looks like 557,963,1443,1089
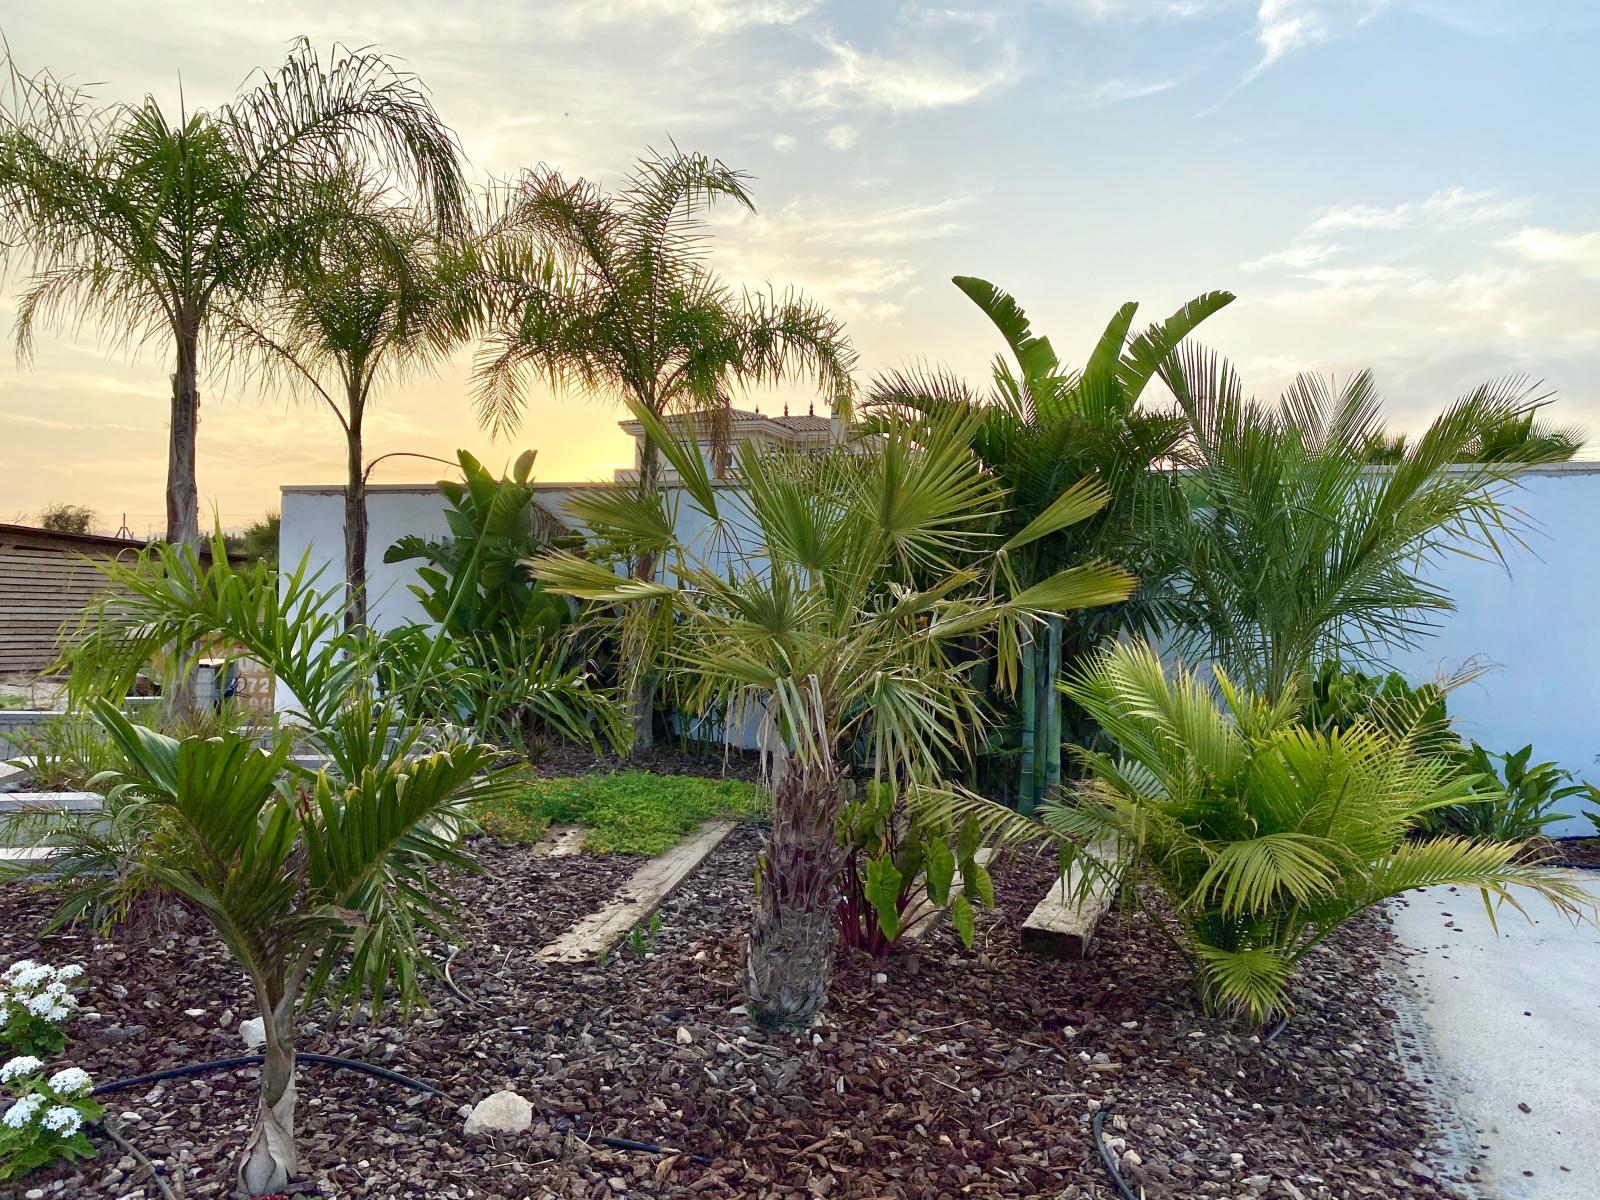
463,1090,534,1138
675,1026,693,1045
873,972,888,984
240,1017,266,1051
1122,1150,1142,1168
183,1008,206,1018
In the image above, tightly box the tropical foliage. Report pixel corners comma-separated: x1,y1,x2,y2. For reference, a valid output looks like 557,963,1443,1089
1437,743,1585,842
532,400,1134,1023
935,642,1592,1021
0,39,466,547
869,277,1232,808
1156,362,1553,703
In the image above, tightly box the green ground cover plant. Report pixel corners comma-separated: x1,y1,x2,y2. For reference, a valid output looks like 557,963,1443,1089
474,771,767,855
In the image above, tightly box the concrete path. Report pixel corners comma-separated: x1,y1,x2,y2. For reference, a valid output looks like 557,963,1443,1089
1390,873,1600,1200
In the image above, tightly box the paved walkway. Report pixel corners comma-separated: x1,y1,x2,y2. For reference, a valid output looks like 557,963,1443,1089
1390,874,1600,1200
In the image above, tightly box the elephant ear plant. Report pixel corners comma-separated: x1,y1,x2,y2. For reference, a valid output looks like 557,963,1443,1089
89,701,524,1195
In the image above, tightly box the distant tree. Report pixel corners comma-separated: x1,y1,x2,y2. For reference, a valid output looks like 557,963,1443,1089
37,503,96,534
474,147,856,744
1358,387,1582,465
0,40,467,549
224,513,280,568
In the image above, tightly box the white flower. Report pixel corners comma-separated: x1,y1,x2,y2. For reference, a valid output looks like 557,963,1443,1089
45,980,67,998
54,965,84,982
47,1067,92,1097
46,1001,71,1022
0,1055,43,1083
40,1105,82,1136
1,960,37,982
2,1095,41,1128
24,993,59,1019
8,964,50,991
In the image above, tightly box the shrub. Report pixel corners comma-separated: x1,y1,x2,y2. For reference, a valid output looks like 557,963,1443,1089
0,1057,101,1182
0,962,82,1057
474,771,766,856
1436,744,1583,842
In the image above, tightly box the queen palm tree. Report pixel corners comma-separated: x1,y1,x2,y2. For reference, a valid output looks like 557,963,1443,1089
473,148,857,745
532,401,1134,1023
229,178,480,626
869,278,1233,808
0,39,466,548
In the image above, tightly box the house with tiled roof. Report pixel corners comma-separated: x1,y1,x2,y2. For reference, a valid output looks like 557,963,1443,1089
614,403,851,482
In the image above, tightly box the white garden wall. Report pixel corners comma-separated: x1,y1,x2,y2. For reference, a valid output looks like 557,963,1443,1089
281,463,1600,827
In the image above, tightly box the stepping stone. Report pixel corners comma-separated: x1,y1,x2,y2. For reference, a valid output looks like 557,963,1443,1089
538,824,588,857
1020,840,1122,960
902,848,995,942
536,820,738,964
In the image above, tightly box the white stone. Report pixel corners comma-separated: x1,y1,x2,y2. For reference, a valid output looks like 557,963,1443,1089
675,1026,693,1045
873,972,888,984
463,1090,534,1138
240,1017,266,1051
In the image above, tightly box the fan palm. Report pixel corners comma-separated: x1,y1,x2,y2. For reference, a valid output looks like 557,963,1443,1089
531,400,1135,1023
869,278,1233,808
228,178,482,626
921,641,1593,1021
473,148,857,744
1159,359,1555,703
0,39,466,547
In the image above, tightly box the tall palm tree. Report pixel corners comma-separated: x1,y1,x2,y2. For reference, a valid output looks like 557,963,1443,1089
0,39,466,548
532,401,1134,1023
870,278,1233,808
1159,358,1555,703
230,179,480,626
473,148,857,744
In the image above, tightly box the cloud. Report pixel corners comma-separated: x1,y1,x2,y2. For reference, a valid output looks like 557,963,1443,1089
573,0,820,36
1305,186,1529,234
824,124,859,150
1054,0,1233,19
1069,75,1183,107
769,133,799,153
1253,0,1387,69
1502,227,1600,280
711,193,976,323
1240,240,1343,271
779,33,1021,113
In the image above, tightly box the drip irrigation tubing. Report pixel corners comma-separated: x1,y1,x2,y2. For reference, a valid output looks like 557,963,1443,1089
89,1055,714,1166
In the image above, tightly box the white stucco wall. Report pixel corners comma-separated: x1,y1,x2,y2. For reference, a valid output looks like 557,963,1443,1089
282,464,1600,826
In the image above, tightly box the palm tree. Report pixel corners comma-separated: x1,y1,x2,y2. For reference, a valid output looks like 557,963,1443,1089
230,179,480,626
532,401,1134,1023
1359,390,1584,464
0,39,466,548
473,148,857,745
1159,359,1556,704
869,278,1233,809
91,704,521,1193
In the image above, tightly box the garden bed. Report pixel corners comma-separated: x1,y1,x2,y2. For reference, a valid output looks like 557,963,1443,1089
2,827,1467,1199
1551,837,1600,870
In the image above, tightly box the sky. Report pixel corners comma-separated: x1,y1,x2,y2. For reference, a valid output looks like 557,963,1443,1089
2,0,1598,536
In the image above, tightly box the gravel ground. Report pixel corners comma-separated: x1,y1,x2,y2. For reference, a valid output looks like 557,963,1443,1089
1,828,1469,1200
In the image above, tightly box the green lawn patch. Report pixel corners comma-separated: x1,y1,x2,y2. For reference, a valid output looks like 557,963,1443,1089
474,771,768,856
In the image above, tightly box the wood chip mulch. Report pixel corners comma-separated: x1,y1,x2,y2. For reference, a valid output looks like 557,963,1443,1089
1,827,1470,1200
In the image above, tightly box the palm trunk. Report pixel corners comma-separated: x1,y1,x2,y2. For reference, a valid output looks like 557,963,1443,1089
344,406,368,631
629,434,663,749
238,989,298,1195
166,325,202,548
746,759,848,1026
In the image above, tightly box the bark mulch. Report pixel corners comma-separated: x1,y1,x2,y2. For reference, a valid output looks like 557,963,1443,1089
2,829,1468,1200
1550,837,1600,870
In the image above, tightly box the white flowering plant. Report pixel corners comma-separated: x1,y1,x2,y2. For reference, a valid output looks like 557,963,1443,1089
0,1056,101,1181
0,960,83,1056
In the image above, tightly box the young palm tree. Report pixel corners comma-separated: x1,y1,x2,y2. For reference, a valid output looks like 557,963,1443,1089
919,641,1593,1021
92,703,522,1194
1159,357,1557,703
532,401,1135,1023
230,179,481,626
473,148,857,744
0,40,466,547
869,277,1233,808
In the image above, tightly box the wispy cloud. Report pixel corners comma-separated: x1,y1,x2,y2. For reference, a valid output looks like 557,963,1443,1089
1305,186,1529,234
1502,227,1600,280
572,0,820,35
1240,240,1344,271
779,24,1021,113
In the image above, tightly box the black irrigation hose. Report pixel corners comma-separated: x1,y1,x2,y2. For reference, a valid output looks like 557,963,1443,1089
89,1053,453,1101
1091,1109,1141,1200
89,1055,715,1167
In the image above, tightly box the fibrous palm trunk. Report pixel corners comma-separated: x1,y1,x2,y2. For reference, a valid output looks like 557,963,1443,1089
166,327,202,548
238,991,298,1195
343,409,368,631
629,434,663,749
746,759,848,1026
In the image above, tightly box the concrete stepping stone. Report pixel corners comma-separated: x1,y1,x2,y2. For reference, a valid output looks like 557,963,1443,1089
1020,840,1122,960
536,819,737,964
